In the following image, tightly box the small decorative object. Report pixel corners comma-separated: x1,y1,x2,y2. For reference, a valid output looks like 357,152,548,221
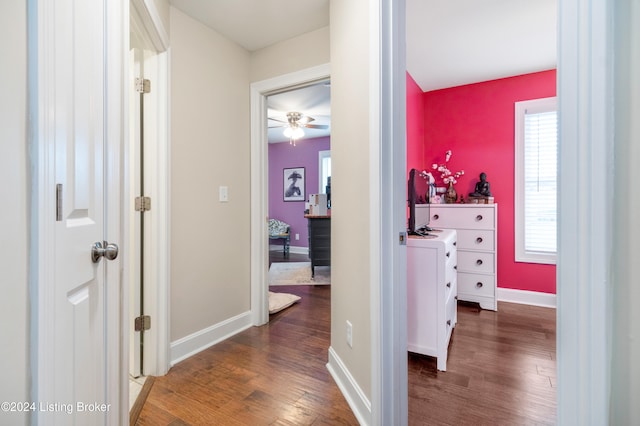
283,167,305,201
418,170,437,203
468,172,494,203
431,150,464,204
444,181,457,203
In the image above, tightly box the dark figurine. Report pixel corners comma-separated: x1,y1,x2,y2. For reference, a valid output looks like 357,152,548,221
470,172,492,197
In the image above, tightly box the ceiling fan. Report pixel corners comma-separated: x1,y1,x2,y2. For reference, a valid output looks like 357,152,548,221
268,111,329,145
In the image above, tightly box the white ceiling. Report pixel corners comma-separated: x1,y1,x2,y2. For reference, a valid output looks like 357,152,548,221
407,0,557,92
168,0,329,52
169,0,557,139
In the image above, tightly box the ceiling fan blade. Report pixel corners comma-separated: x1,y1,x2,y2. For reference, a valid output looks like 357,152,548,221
304,124,329,130
268,117,288,124
268,125,286,128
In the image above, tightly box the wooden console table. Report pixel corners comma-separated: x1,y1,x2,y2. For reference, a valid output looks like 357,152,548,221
305,215,331,277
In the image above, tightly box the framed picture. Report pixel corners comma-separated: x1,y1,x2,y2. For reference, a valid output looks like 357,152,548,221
283,167,305,201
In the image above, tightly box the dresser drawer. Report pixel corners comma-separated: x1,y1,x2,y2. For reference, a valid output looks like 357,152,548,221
445,244,456,271
445,289,457,336
458,251,495,274
458,273,495,297
443,275,456,304
430,206,495,230
456,229,495,251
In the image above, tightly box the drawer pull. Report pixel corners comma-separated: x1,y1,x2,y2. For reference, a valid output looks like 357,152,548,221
446,251,450,258
453,241,457,246
476,282,483,288
455,296,458,300
447,320,451,326
476,214,483,221
446,282,451,288
433,214,439,220
454,265,457,270
476,237,483,244
476,259,483,266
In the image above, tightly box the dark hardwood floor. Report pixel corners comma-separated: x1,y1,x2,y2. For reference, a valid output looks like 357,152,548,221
137,249,556,425
408,301,556,425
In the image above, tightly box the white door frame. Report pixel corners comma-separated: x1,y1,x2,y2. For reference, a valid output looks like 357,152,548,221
128,0,171,377
373,0,408,423
249,64,331,326
556,0,613,422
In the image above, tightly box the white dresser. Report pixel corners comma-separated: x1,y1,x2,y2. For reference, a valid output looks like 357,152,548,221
429,204,498,311
407,229,457,371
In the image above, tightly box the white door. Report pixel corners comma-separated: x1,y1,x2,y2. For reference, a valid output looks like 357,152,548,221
32,0,125,423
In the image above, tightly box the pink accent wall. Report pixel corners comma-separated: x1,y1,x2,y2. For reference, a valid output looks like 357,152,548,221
420,70,557,294
269,136,331,248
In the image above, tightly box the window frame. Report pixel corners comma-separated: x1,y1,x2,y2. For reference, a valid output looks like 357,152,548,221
318,150,331,194
514,96,558,265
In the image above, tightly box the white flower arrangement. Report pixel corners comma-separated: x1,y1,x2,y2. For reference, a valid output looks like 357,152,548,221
431,150,464,185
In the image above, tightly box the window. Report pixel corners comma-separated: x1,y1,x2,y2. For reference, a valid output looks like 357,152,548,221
515,97,557,264
318,150,331,194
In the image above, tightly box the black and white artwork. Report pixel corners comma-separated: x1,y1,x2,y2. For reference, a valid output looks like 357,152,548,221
283,167,305,202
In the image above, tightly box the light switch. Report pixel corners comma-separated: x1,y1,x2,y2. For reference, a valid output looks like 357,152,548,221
219,186,228,202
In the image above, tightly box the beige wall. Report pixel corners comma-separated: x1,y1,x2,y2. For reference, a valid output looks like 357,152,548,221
169,7,252,340
329,0,372,399
250,26,330,83
0,2,29,425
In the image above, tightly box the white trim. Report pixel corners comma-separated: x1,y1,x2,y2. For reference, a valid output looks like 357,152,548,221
327,347,372,426
127,8,172,378
496,288,557,309
269,245,309,255
170,312,253,366
250,64,331,327
557,0,613,422
105,1,128,423
143,49,171,376
514,96,558,265
130,0,169,52
373,0,408,424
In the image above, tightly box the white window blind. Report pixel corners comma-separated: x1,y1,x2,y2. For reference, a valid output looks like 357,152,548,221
515,97,557,264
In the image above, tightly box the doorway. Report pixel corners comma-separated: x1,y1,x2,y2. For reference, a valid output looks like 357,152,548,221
127,0,171,392
265,82,331,317
249,64,331,326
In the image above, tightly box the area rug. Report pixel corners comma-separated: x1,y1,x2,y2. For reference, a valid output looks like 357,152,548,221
269,262,331,286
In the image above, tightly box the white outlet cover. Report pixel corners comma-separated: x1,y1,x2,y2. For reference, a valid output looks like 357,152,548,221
219,186,228,202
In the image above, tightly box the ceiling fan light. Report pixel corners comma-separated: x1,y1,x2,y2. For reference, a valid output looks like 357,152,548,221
292,127,305,139
283,127,293,138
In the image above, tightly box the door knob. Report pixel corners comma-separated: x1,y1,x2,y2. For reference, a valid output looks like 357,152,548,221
92,241,119,263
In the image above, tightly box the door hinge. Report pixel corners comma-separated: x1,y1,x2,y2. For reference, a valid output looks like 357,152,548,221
135,196,151,212
135,78,151,94
134,315,151,331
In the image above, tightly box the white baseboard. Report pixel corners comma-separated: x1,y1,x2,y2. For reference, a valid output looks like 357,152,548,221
326,347,371,425
497,287,557,308
170,311,253,366
269,244,309,255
